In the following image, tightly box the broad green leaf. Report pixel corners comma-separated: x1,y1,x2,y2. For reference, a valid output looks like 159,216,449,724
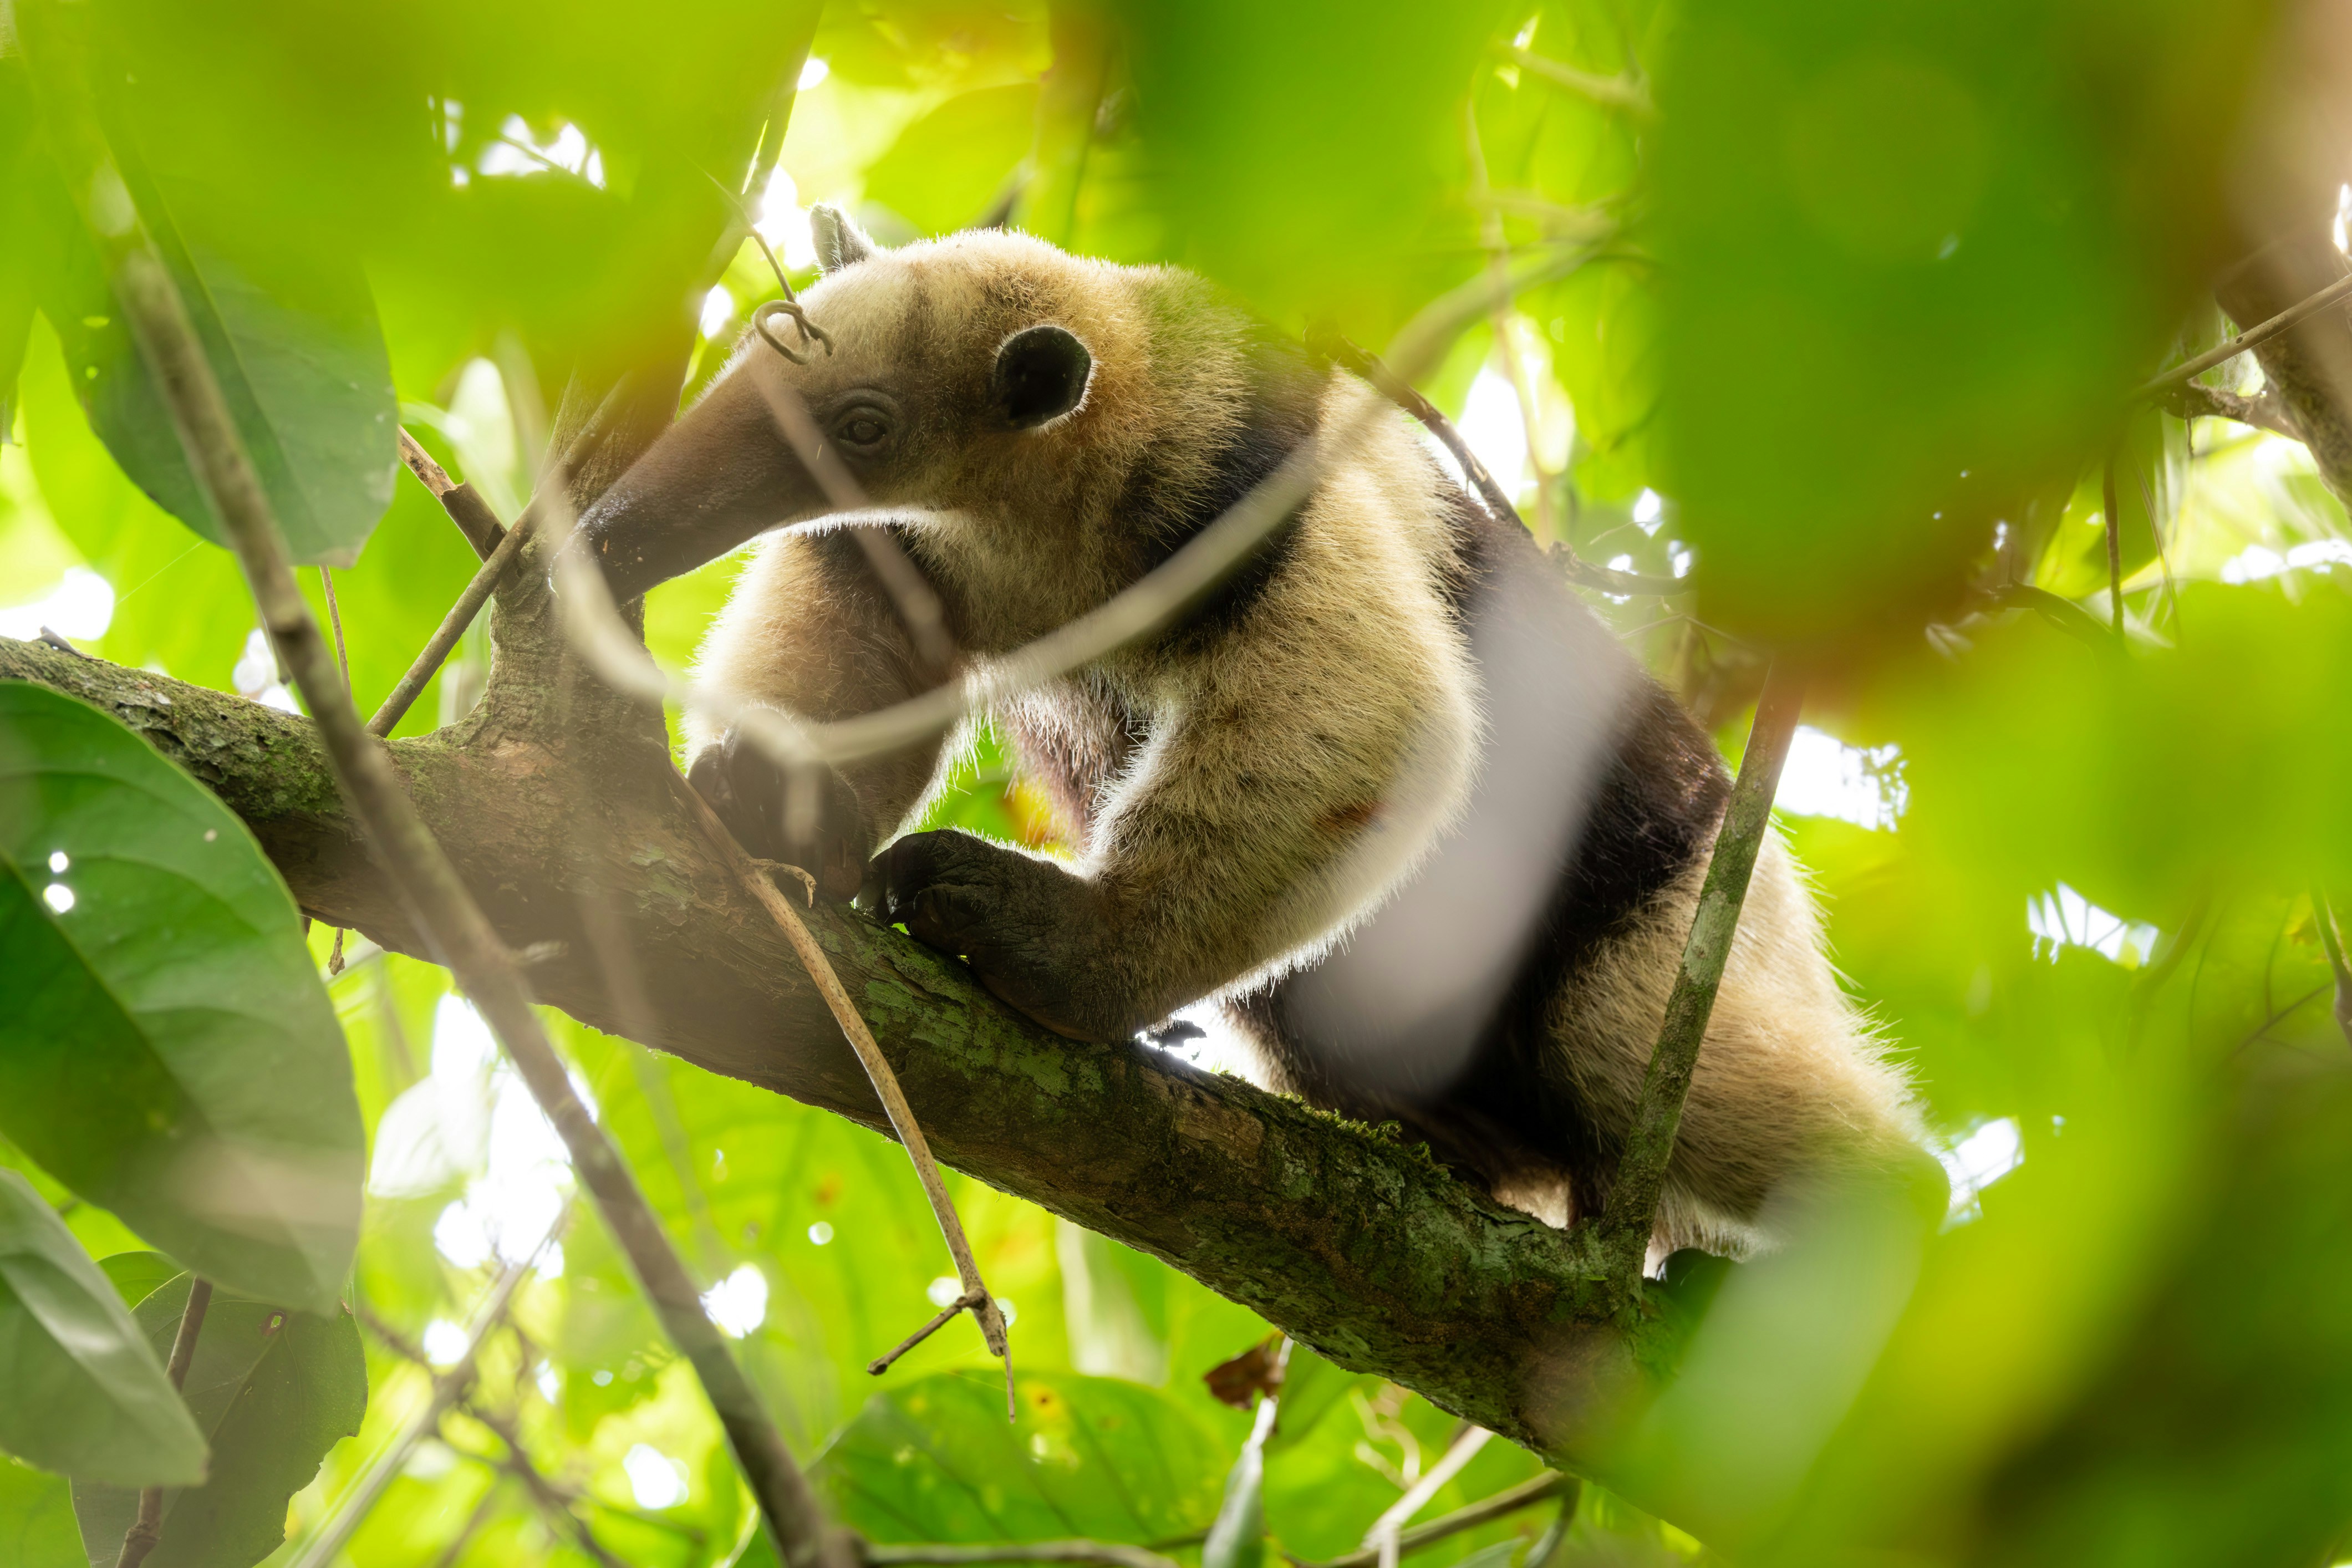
0,1171,206,1487
99,1252,189,1312
9,19,392,570
816,1372,1226,1545
13,320,254,693
1652,0,2270,644
0,1457,85,1568
72,1275,365,1568
0,684,362,1313
862,84,1039,237
29,201,396,568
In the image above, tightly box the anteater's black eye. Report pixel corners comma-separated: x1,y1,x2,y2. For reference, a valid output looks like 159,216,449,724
836,411,889,449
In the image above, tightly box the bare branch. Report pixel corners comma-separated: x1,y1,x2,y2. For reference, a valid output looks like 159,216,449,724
665,769,1012,1411
1365,1427,1493,1568
458,1402,632,1568
2157,380,2303,440
366,502,536,736
1287,1473,1577,1568
865,1289,986,1376
1599,664,1806,1289
2135,270,2352,398
290,1244,544,1568
18,27,839,1568
398,428,507,559
374,389,633,737
319,567,351,696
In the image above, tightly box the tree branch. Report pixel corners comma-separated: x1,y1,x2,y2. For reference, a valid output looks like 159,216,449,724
2156,380,2303,440
0,632,1670,1478
2208,232,2352,503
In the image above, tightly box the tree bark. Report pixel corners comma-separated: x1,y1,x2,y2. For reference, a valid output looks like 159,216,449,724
0,543,1665,1473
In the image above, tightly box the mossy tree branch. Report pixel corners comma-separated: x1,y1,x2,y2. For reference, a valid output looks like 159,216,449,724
0,626,1673,1475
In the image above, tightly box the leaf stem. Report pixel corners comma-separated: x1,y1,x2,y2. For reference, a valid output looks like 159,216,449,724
115,1279,211,1568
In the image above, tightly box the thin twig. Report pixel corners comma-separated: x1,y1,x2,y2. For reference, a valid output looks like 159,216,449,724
460,1402,630,1568
1498,46,1654,121
320,566,351,695
20,40,838,1568
1286,1473,1575,1568
115,1279,212,1568
2314,888,2352,1047
2135,271,2352,398
1301,328,1681,598
866,1290,985,1375
366,508,534,736
288,1241,547,1568
1364,1428,1493,1552
426,1478,508,1568
1598,663,1806,1289
664,768,1013,1414
1304,325,1516,527
866,1545,1184,1568
398,428,507,559
372,390,632,737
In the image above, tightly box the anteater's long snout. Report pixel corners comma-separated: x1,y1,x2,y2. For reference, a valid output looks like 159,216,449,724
564,370,830,601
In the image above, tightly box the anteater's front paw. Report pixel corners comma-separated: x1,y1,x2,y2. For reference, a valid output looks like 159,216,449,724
870,829,1113,1040
686,726,872,901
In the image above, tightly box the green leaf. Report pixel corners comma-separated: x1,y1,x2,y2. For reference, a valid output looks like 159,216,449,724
0,1170,206,1488
862,85,1040,237
0,1457,86,1568
14,62,394,567
0,684,362,1313
72,1276,366,1568
1652,0,2270,644
98,1252,187,1311
816,1372,1226,1545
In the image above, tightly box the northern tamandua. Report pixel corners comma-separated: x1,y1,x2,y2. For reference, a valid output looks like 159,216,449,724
571,207,1928,1258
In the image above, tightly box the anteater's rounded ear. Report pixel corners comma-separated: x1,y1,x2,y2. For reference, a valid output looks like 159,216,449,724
809,205,879,273
991,325,1093,430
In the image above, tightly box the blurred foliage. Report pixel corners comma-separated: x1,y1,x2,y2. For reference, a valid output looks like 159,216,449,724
5,0,2352,1566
